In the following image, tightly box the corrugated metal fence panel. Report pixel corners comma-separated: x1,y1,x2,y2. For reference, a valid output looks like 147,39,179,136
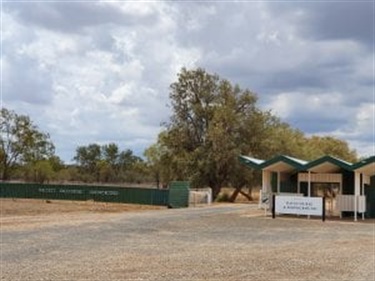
168,181,190,208
0,182,169,206
336,194,366,213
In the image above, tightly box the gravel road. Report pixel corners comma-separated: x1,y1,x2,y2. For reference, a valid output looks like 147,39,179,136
1,204,374,281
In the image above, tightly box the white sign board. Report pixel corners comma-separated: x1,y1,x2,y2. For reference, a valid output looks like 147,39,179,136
275,196,323,216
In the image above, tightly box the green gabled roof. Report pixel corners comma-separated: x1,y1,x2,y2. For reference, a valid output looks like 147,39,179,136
260,155,308,171
351,156,375,176
352,156,375,170
303,155,353,172
238,155,265,170
238,154,375,174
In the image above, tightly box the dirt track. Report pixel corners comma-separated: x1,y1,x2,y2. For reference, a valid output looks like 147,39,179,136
1,203,374,280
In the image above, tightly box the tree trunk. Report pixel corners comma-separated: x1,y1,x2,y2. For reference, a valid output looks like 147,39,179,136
246,186,254,201
211,184,222,201
239,190,252,201
229,187,253,202
155,171,160,189
229,187,241,202
1,166,9,180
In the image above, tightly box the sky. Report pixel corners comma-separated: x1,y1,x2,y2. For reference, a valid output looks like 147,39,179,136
1,0,374,163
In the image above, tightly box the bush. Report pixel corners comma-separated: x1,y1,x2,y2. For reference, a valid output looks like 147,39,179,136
216,192,230,202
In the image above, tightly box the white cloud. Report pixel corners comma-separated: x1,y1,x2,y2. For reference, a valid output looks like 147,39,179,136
265,90,369,142
2,1,203,161
333,103,375,140
2,1,374,161
269,93,374,157
267,91,347,119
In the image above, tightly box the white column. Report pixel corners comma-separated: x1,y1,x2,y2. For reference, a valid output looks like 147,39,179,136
307,171,311,219
267,171,272,193
308,171,311,197
261,170,271,213
361,173,365,220
354,172,361,221
277,171,281,194
262,170,272,193
262,170,266,193
297,174,301,217
339,178,342,219
261,170,266,210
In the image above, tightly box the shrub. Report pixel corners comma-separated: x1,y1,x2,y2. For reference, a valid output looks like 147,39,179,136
216,192,230,202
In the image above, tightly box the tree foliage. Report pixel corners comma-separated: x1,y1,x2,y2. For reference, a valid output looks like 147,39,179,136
1,70,358,192
153,68,276,198
303,136,357,162
73,143,145,183
147,68,358,200
0,108,55,180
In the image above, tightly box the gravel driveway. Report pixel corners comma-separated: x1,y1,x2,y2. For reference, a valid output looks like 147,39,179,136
1,204,374,281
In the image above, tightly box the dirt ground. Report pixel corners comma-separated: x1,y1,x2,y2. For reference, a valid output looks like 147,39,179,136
1,200,374,281
0,198,166,230
0,198,165,217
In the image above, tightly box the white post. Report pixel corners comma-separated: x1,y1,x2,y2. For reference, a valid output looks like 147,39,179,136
308,171,311,219
260,171,265,210
262,170,272,193
308,171,311,197
261,170,271,214
262,170,267,193
354,172,360,222
339,179,342,219
277,171,281,194
361,174,365,220
297,174,301,217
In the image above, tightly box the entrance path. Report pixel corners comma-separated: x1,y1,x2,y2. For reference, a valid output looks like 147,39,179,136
1,204,374,280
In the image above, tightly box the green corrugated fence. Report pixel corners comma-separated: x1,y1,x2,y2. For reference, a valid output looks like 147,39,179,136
0,181,190,208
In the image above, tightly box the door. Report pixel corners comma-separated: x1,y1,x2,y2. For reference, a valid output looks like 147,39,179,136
365,185,375,218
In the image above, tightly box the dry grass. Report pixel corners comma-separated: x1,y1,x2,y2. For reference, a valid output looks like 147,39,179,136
218,187,260,203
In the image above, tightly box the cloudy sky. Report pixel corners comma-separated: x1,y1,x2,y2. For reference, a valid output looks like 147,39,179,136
1,1,374,162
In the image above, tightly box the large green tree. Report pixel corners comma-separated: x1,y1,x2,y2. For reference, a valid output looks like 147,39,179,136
157,68,277,198
147,68,358,201
0,108,55,180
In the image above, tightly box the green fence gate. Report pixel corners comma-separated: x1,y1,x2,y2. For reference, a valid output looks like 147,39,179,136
168,181,190,208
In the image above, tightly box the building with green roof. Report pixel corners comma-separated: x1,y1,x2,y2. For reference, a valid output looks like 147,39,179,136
240,154,375,220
